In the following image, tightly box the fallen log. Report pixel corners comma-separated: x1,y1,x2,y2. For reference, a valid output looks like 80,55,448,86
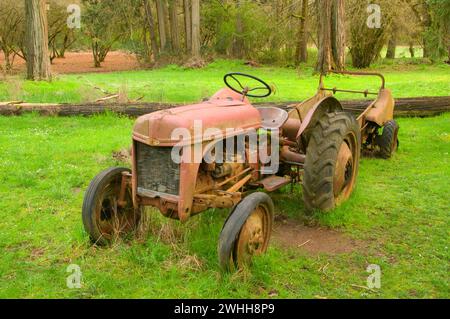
0,96,449,117
341,96,450,117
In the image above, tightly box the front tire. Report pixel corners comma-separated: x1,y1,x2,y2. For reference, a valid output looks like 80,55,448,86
218,193,274,271
82,167,141,245
303,112,361,212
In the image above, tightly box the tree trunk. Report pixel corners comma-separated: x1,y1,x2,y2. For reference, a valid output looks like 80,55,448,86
447,45,450,63
296,0,309,64
386,36,397,59
144,0,159,59
1,45,13,72
232,0,244,59
169,0,180,53
191,0,200,59
386,23,398,59
5,57,11,72
331,0,345,70
58,33,73,58
270,0,282,51
316,0,332,73
25,0,51,81
4,54,12,72
162,0,172,51
92,42,101,68
183,0,192,53
422,3,432,58
445,26,450,63
156,0,168,51
3,97,449,118
409,42,415,58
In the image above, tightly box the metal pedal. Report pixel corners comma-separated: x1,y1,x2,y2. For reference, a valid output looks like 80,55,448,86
258,175,291,192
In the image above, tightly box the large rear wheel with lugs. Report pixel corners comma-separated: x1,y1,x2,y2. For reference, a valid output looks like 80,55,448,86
303,112,361,212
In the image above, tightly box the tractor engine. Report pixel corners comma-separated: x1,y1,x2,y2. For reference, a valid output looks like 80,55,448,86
195,150,250,196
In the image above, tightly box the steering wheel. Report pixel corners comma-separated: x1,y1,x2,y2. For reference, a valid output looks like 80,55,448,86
223,73,272,98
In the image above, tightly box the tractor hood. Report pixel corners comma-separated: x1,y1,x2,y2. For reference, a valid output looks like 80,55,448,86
133,92,261,146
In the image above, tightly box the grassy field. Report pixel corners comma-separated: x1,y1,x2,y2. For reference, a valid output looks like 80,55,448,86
0,112,448,298
0,59,449,104
0,57,448,298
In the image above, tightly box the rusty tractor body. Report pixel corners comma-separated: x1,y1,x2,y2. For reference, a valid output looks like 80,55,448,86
82,71,399,271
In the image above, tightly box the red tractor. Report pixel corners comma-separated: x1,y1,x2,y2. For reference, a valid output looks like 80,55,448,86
82,71,398,271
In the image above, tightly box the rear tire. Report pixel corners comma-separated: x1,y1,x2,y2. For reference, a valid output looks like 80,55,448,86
218,193,274,272
303,112,361,213
375,120,399,159
82,167,141,245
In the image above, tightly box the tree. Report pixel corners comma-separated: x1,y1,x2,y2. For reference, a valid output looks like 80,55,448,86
295,0,309,64
422,2,433,58
403,0,441,59
143,0,159,60
426,0,450,61
316,0,346,73
191,0,201,58
25,0,51,80
0,1,25,72
381,0,422,60
232,0,244,59
348,0,393,68
331,0,346,70
162,0,172,50
316,0,332,72
156,0,169,51
385,23,398,59
47,1,77,62
83,0,127,68
183,0,192,53
169,0,180,53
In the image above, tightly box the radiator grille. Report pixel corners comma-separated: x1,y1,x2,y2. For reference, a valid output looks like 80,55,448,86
135,142,180,196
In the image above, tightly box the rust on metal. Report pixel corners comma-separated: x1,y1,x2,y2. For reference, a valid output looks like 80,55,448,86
83,71,397,269
226,174,253,193
128,71,396,220
118,171,132,207
258,175,291,192
234,205,272,268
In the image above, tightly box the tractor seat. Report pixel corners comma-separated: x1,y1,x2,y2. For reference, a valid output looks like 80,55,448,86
258,107,289,130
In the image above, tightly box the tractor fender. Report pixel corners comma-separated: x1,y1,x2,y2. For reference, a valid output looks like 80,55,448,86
365,89,395,127
296,96,344,149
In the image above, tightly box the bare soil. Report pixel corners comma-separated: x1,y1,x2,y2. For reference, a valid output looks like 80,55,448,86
272,215,363,255
0,51,141,75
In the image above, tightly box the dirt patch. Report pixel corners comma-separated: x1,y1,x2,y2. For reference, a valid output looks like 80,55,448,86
1,51,141,75
272,215,363,255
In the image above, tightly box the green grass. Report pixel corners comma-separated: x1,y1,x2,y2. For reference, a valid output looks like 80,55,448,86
0,112,448,298
0,59,449,104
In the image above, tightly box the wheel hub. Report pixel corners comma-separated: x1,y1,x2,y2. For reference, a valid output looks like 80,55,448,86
334,141,353,197
247,228,264,254
95,184,136,240
235,207,271,267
